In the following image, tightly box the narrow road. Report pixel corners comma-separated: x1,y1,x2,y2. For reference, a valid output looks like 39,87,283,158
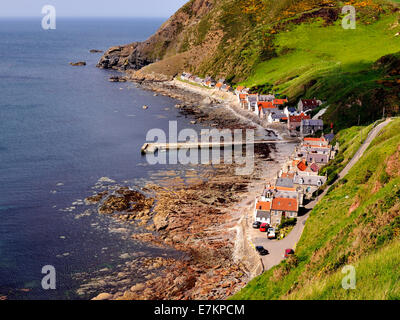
249,212,309,270
247,118,392,272
339,118,391,179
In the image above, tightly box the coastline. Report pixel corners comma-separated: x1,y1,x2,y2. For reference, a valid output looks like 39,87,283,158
90,73,299,300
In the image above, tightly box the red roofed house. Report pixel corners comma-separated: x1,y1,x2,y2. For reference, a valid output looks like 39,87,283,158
273,98,288,107
221,85,231,92
271,197,299,226
298,99,321,112
215,82,223,90
303,137,329,147
235,86,246,95
297,160,308,172
254,200,271,224
288,113,311,130
258,101,278,119
238,93,250,110
310,163,320,173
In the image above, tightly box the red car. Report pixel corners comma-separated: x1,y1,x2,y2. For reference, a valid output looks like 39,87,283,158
260,223,269,232
284,249,295,258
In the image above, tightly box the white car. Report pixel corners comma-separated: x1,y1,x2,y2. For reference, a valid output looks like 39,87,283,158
267,228,276,239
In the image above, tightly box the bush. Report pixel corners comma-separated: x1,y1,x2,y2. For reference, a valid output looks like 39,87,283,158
279,217,297,229
327,172,339,185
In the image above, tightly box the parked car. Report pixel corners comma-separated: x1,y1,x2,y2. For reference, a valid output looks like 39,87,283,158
260,223,269,232
284,249,295,258
267,228,276,239
252,221,262,229
256,246,269,256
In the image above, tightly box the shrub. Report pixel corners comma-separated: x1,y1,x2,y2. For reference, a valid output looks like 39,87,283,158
279,217,297,229
327,172,339,185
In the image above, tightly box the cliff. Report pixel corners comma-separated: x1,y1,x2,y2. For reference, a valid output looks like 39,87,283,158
97,0,217,75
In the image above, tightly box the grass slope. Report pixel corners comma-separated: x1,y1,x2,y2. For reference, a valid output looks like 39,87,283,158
233,118,400,300
138,1,400,130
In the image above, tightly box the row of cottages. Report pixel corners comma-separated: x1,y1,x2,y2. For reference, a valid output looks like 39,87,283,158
254,185,300,226
277,170,327,200
253,136,334,227
215,82,232,92
278,136,335,199
296,137,336,165
287,113,311,130
287,159,321,175
180,72,234,91
235,86,249,95
238,93,289,121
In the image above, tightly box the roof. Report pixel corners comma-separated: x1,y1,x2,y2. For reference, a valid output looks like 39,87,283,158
272,198,298,212
281,172,295,179
302,144,330,149
270,111,286,120
302,119,324,126
310,163,320,173
258,101,275,109
256,210,271,221
276,177,294,188
239,94,248,100
256,201,272,211
236,86,245,91
301,99,319,107
265,185,296,192
307,153,329,162
215,82,223,88
290,114,311,122
273,98,288,105
294,175,327,187
304,137,326,142
259,94,275,101
297,160,307,172
324,133,335,142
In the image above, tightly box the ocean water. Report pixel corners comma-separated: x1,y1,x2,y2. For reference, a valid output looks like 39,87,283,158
0,18,205,299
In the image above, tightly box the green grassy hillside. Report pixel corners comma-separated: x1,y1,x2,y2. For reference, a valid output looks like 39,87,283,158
135,0,400,129
233,118,400,300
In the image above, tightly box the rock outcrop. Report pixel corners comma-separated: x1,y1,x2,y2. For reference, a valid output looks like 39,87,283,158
97,0,215,75
70,61,86,66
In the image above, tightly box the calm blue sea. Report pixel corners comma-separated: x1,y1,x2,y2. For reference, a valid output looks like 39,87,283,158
0,18,202,300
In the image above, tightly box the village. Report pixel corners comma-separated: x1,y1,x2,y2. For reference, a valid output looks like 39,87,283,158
180,72,327,132
180,72,338,258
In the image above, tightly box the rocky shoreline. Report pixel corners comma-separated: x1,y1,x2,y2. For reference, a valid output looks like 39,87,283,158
87,71,296,300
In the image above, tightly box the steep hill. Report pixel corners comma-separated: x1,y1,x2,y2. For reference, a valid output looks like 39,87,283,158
98,0,400,129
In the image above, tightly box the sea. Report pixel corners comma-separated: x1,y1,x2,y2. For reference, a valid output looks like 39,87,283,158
0,18,210,300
